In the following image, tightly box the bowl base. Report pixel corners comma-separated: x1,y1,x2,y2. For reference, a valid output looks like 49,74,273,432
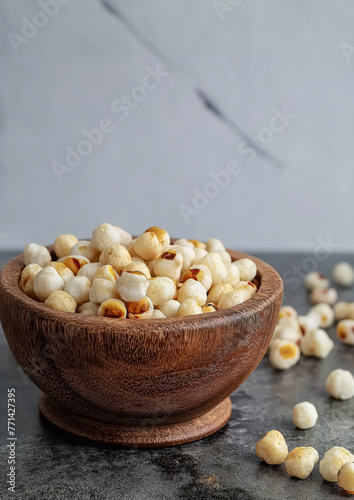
39,393,232,448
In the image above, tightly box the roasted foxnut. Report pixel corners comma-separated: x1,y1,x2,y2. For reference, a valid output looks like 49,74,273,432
94,265,118,283
218,289,252,310
233,258,257,282
78,302,99,316
177,299,203,317
154,250,183,281
177,279,207,306
304,271,329,291
114,226,132,246
337,320,354,345
223,263,240,287
255,430,288,465
117,271,149,302
48,262,75,283
54,234,78,259
300,329,334,358
20,263,42,299
285,447,319,479
64,276,91,305
134,232,162,260
202,303,217,313
279,305,298,320
90,223,121,252
195,252,227,285
309,303,334,328
24,243,52,268
127,296,154,319
326,369,354,400
205,238,225,252
89,278,120,304
33,267,64,301
122,261,151,279
144,226,170,252
207,282,234,306
234,281,257,297
98,299,127,319
45,290,77,313
70,240,100,262
333,262,354,288
269,339,300,370
310,287,338,305
181,265,212,291
126,239,138,257
292,402,318,429
187,239,206,249
77,262,102,283
320,447,354,482
146,277,176,306
158,299,181,318
99,244,131,273
62,255,90,275
337,462,354,493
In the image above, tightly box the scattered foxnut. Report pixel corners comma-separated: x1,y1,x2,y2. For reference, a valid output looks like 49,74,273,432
77,262,102,283
181,265,212,292
70,240,100,262
20,263,42,299
48,262,75,283
177,299,203,317
177,279,207,306
292,402,318,429
89,278,120,304
64,276,91,305
334,302,354,321
337,462,354,493
333,262,354,288
310,287,338,305
90,223,121,252
272,326,301,345
326,369,354,400
134,232,162,260
207,282,234,306
298,314,321,336
158,300,181,318
285,447,319,479
146,277,176,306
99,244,131,273
320,447,354,482
304,271,330,291
218,290,252,310
309,303,334,328
78,302,99,316
269,339,300,370
300,329,334,358
98,299,127,319
127,296,153,319
24,243,52,268
45,290,77,313
255,430,288,465
117,271,149,302
94,265,118,283
154,250,183,281
279,305,298,320
233,258,257,282
337,320,354,345
33,267,64,301
144,226,170,252
62,255,90,275
54,234,78,259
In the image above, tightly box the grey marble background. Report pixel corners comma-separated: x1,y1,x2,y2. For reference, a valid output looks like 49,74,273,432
0,0,353,253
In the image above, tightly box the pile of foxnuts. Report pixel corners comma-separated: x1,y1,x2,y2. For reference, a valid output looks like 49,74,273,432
258,260,354,493
20,224,258,319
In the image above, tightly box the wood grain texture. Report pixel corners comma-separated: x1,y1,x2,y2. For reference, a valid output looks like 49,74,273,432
0,245,283,446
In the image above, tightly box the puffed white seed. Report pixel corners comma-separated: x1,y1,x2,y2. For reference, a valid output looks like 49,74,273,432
89,278,120,304
272,325,301,345
192,248,208,263
90,223,121,252
177,298,203,317
300,329,334,358
154,250,183,281
70,240,100,262
337,462,354,493
181,265,212,292
334,302,354,321
78,302,99,316
64,276,91,305
207,282,234,306
77,262,102,283
202,303,218,313
187,239,206,249
127,296,154,319
54,234,78,259
333,262,354,288
126,239,138,257
33,267,64,301
144,226,170,252
134,232,162,260
218,289,252,310
285,447,319,479
152,309,166,319
24,243,52,268
117,271,149,302
48,262,75,283
177,279,207,306
223,263,240,287
326,369,354,400
195,252,227,285
94,265,118,283
304,271,330,291
298,314,321,336
234,281,257,297
158,300,181,318
320,447,354,482
269,339,300,370
233,258,257,282
20,263,43,299
114,226,132,246
255,430,288,465
98,299,127,319
174,238,194,248
279,305,298,320
277,316,301,331
99,244,132,273
337,320,354,345
146,277,176,306
62,255,90,275
45,290,77,313
122,261,151,279
205,238,225,252
292,402,318,429
309,303,334,328
216,250,232,264
310,287,338,305
176,246,196,274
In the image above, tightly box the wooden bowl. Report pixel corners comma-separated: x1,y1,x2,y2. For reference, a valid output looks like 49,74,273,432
0,246,283,447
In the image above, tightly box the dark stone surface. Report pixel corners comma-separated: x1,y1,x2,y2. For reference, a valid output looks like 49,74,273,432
0,251,353,500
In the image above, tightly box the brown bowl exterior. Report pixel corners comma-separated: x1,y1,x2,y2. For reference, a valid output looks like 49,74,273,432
0,247,283,426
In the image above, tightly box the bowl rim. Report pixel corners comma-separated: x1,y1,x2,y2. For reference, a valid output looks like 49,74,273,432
0,244,283,330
